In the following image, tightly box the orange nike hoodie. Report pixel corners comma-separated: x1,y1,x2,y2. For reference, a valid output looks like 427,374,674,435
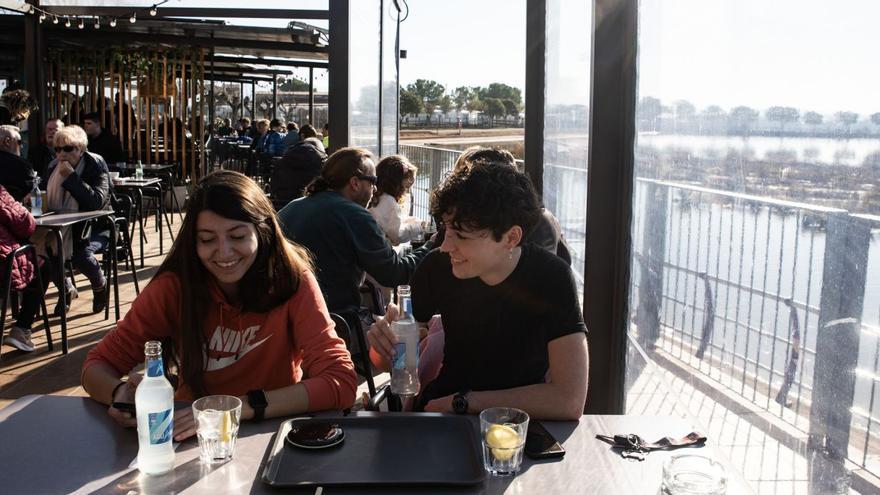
83,270,357,410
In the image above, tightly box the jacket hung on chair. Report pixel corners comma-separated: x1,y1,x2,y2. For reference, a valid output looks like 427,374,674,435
0,185,37,290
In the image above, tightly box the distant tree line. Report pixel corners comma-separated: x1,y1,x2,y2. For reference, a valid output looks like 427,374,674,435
400,79,523,120
637,96,880,137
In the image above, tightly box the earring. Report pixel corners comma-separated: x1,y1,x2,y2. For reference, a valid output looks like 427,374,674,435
508,248,513,260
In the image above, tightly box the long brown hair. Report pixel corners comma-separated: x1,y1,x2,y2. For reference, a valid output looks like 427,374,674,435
370,154,417,207
155,170,313,398
304,147,374,196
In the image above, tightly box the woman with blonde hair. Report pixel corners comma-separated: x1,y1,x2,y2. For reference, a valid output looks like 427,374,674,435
82,170,357,440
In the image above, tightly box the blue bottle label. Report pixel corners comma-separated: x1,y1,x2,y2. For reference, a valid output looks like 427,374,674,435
148,409,173,445
146,359,163,377
393,342,407,370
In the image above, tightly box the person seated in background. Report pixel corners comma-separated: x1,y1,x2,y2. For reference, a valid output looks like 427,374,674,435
367,161,589,420
216,118,235,137
236,117,254,143
321,122,330,150
0,125,35,202
250,119,270,152
278,147,433,317
81,170,357,440
29,118,63,180
83,112,125,165
270,124,326,210
281,122,300,152
368,154,424,246
0,88,36,126
262,118,287,158
41,125,111,315
0,184,53,353
454,146,571,264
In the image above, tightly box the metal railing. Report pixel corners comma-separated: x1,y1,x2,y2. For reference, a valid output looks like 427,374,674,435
632,178,880,475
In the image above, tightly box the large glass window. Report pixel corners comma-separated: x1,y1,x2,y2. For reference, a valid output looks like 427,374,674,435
348,0,381,154
380,0,399,156
543,0,591,291
627,1,880,492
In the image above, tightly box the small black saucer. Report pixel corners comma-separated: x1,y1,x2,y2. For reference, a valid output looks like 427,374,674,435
286,422,345,449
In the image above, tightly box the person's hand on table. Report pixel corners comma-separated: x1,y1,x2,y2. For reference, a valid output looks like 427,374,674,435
107,371,142,428
173,407,197,441
58,160,75,179
424,394,454,414
366,303,400,364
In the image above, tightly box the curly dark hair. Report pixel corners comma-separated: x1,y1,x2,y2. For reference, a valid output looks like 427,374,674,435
430,160,541,242
0,89,37,123
371,155,416,207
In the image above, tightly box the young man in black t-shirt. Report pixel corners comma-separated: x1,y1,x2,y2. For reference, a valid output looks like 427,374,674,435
367,161,589,420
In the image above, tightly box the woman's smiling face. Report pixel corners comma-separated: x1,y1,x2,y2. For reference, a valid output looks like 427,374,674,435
195,210,259,296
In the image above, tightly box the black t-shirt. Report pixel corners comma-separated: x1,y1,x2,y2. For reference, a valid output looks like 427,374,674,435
411,243,587,405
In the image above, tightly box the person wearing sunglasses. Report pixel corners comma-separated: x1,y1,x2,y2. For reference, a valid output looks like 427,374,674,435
39,125,111,315
278,147,434,333
0,124,36,203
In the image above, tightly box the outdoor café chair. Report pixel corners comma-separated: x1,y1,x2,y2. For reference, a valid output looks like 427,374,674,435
0,244,52,360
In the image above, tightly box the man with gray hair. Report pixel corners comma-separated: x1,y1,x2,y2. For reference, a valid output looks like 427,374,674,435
0,124,35,202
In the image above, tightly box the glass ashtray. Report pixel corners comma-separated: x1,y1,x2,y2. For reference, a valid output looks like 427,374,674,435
661,454,727,495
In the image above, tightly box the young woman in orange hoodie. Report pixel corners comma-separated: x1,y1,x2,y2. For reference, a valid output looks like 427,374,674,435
82,170,357,441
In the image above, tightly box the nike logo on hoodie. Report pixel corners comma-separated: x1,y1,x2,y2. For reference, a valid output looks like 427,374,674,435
203,324,271,372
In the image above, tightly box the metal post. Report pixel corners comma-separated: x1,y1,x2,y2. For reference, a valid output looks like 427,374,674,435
329,0,351,148
239,81,244,122
308,67,315,124
808,213,871,494
377,0,384,157
272,76,277,120
635,181,668,351
24,0,46,155
584,0,638,414
524,0,546,197
251,80,256,119
209,49,215,135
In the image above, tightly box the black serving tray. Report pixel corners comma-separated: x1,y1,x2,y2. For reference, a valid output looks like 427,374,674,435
261,415,486,487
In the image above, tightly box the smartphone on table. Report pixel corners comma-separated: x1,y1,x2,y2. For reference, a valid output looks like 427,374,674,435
525,420,565,459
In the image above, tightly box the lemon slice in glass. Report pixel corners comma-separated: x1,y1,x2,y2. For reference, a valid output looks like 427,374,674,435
486,424,521,461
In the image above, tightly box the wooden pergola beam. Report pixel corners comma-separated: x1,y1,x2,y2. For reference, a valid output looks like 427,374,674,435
42,7,328,20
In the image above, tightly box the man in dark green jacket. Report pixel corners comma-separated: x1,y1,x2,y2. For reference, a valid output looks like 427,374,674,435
279,147,433,314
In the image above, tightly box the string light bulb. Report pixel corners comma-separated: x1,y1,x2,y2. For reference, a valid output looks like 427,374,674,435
78,18,85,29
53,15,59,24
149,5,158,16
64,17,71,28
94,18,100,29
130,13,136,23
39,13,46,23
109,18,117,27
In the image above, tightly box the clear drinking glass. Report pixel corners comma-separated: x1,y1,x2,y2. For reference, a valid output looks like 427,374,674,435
661,454,728,495
192,395,242,464
479,407,529,476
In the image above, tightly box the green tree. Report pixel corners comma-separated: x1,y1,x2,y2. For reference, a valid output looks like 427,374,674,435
406,79,445,111
871,112,880,127
637,96,662,131
277,76,308,92
439,95,453,114
502,98,519,116
482,83,522,105
484,98,506,120
468,97,487,113
452,86,473,111
699,105,726,134
765,106,800,133
399,87,423,117
728,106,759,135
835,111,859,136
803,111,823,126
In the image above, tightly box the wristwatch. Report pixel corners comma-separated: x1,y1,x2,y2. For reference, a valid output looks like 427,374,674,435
247,389,268,422
452,390,470,415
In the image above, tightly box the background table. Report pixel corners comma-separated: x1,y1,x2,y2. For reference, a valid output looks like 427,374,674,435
34,210,116,353
0,395,752,494
112,177,171,266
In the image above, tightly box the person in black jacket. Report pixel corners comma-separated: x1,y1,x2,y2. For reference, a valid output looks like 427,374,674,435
83,112,125,165
271,124,327,210
0,124,35,202
42,125,111,314
28,118,63,180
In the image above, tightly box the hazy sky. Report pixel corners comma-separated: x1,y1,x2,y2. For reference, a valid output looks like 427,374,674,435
31,0,880,116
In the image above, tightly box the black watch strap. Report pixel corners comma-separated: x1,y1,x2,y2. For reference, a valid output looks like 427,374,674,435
247,389,268,422
452,390,470,415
